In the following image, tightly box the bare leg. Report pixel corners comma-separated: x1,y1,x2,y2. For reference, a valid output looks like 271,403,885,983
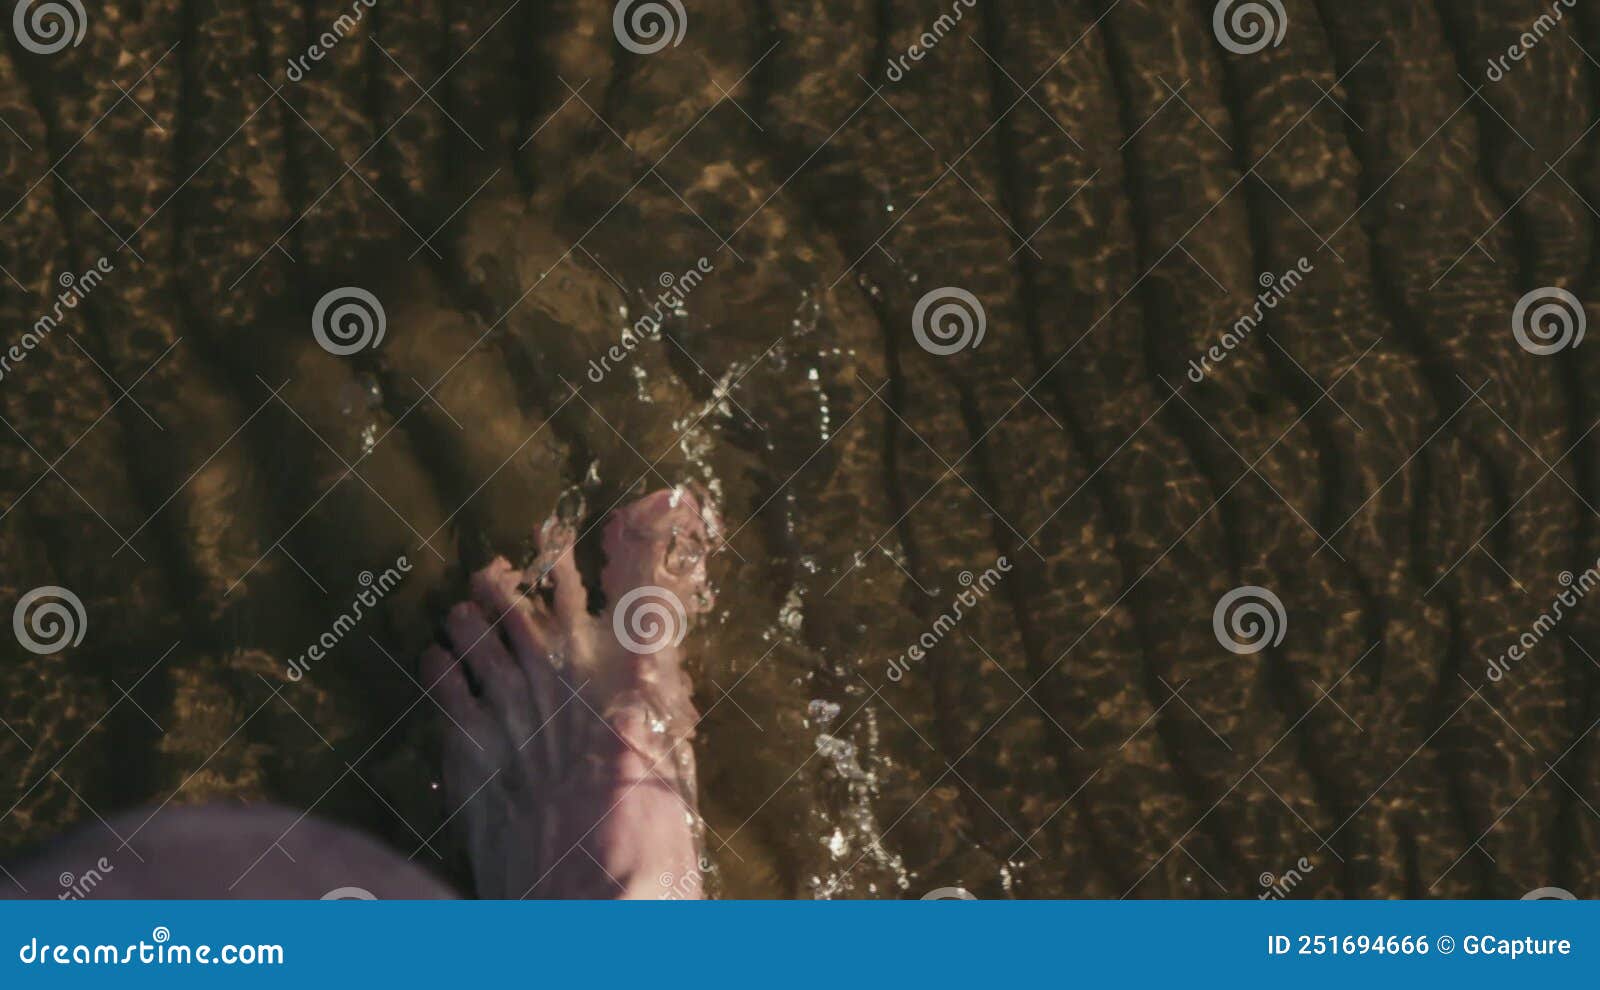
424,488,714,898
3,804,454,899
2,489,715,901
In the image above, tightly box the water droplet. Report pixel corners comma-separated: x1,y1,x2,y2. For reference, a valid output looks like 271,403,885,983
807,699,841,727
778,588,804,632
815,733,859,767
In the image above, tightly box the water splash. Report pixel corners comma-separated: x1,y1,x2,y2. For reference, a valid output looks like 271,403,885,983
808,703,909,898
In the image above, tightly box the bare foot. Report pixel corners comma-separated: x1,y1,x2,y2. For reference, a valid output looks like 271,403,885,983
421,488,717,898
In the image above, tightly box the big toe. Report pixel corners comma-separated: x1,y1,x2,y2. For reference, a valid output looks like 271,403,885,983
600,487,718,617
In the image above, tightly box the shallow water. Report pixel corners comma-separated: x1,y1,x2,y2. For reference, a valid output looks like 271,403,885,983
2,1,1599,899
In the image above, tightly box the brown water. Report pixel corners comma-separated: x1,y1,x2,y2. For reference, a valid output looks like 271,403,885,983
2,0,1600,899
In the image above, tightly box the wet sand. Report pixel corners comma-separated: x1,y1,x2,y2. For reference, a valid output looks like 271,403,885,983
1,1,1598,898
